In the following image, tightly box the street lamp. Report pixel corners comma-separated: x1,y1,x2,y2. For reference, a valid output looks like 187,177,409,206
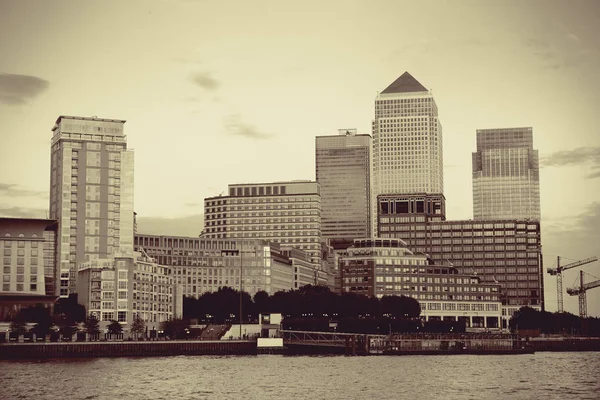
239,234,243,339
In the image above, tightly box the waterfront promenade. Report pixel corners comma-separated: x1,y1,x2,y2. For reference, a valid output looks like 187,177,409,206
2,332,599,359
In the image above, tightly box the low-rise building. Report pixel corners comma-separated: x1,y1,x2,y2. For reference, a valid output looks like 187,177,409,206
76,251,181,332
377,193,543,327
134,235,326,297
340,238,502,329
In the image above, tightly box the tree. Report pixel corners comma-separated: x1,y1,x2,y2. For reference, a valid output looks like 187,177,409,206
130,314,146,340
9,319,27,336
84,314,101,339
161,318,190,339
54,294,86,323
107,320,123,336
55,314,78,341
253,290,270,314
30,307,55,339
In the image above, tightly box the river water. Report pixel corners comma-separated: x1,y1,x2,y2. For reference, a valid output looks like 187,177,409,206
1,352,598,400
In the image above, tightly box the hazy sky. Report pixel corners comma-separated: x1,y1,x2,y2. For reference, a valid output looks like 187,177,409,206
1,0,599,316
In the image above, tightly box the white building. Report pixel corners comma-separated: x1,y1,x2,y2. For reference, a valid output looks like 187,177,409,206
76,252,181,332
49,116,135,296
372,72,443,235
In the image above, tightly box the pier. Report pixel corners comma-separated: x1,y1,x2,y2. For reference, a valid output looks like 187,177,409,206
281,330,533,355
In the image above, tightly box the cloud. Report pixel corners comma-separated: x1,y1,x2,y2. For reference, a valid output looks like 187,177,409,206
586,169,600,179
0,183,47,198
136,214,205,237
0,73,49,105
540,147,600,178
190,71,220,91
223,114,273,140
522,36,599,70
0,206,48,219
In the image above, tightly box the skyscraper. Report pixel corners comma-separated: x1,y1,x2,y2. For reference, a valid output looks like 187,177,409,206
472,127,540,221
49,116,134,296
316,129,371,242
372,72,443,234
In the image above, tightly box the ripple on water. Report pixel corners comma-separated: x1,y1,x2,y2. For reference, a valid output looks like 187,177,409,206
0,353,599,400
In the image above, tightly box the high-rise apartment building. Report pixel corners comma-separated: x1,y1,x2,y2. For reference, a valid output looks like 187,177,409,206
472,127,540,220
372,72,443,235
316,129,371,242
204,181,322,267
50,116,134,296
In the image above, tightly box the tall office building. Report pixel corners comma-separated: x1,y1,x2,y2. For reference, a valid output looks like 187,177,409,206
203,181,322,267
316,129,371,242
50,116,134,296
372,72,443,234
472,127,540,220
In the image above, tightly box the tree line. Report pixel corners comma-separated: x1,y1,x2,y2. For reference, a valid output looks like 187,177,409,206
183,285,422,323
509,306,600,336
6,295,147,340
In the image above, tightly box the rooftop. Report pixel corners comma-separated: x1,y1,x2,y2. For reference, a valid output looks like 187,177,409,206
55,115,127,124
381,72,428,94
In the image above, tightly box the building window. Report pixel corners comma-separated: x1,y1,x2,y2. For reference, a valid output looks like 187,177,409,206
117,311,127,322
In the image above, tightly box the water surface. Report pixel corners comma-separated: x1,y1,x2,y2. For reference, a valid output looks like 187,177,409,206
1,352,598,399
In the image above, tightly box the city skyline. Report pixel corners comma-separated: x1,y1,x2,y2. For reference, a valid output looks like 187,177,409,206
1,0,599,316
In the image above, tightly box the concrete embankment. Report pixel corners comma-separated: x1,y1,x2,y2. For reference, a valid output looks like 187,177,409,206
528,337,600,352
0,340,256,359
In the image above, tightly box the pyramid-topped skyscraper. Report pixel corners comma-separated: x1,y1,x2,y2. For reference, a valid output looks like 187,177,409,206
371,72,443,235
381,71,429,94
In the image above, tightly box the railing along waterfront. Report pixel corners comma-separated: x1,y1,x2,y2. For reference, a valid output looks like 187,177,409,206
281,330,530,355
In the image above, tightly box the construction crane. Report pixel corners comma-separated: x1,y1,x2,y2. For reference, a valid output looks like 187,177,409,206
566,270,600,318
547,256,598,313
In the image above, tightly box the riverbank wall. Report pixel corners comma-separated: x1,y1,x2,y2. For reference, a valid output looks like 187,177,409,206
528,337,600,352
0,340,256,359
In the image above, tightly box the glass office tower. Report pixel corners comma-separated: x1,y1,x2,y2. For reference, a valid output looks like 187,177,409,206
316,129,371,241
472,127,540,221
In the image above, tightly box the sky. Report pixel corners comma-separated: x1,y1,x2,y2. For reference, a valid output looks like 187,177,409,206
0,0,599,316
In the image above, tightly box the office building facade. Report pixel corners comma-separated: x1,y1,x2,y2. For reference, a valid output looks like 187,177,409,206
50,116,134,296
316,129,371,242
0,218,58,320
472,127,540,220
134,235,326,297
339,238,502,328
377,194,543,327
204,181,322,266
372,72,443,234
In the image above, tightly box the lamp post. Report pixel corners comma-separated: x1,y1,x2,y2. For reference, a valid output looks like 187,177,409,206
239,233,243,339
